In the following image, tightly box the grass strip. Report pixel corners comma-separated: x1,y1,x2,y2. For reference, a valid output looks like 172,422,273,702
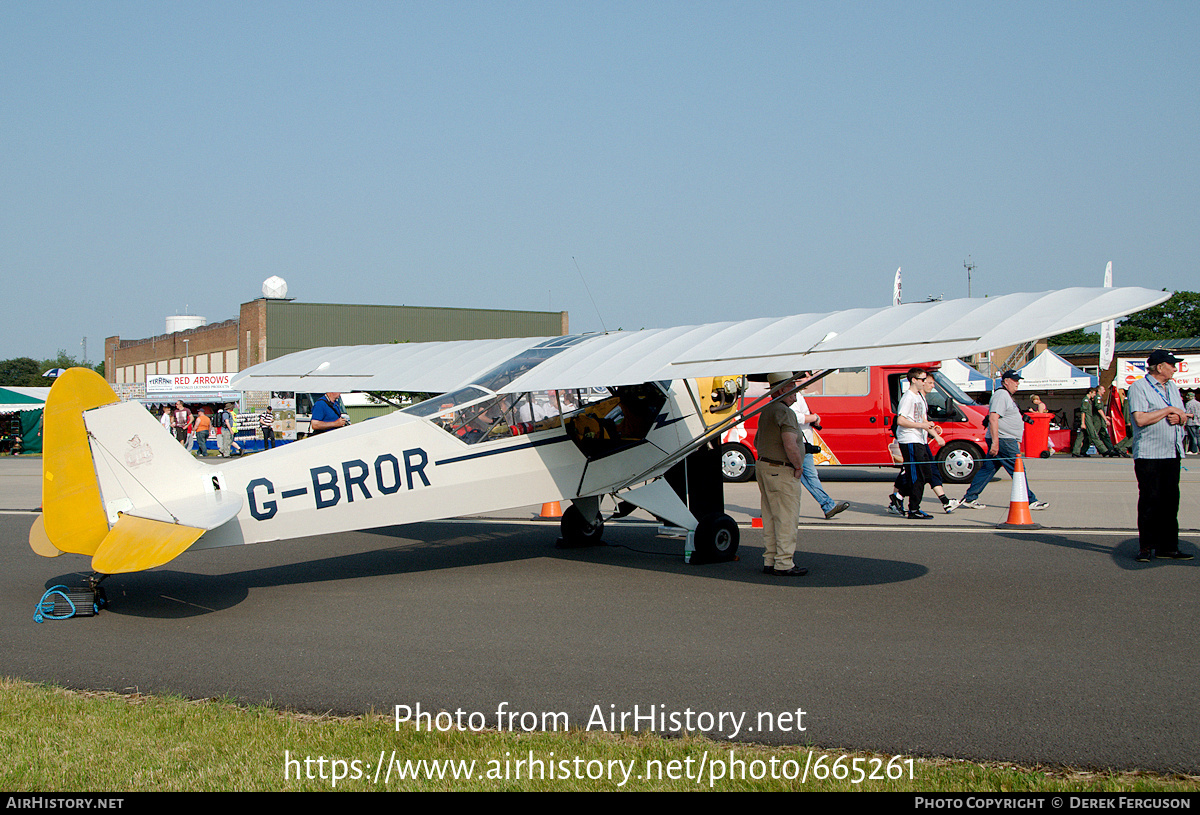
2,678,1197,792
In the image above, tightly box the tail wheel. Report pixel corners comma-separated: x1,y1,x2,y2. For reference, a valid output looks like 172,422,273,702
694,513,739,561
559,505,605,548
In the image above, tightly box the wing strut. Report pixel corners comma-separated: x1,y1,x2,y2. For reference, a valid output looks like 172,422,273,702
600,370,835,495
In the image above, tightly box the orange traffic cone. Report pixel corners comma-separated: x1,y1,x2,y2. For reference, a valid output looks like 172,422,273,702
996,454,1042,529
539,501,562,518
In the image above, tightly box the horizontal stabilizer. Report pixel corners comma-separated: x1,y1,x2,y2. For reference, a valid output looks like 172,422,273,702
91,515,205,575
126,489,244,530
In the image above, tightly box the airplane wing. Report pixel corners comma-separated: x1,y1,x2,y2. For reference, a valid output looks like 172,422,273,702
502,287,1170,392
230,287,1170,394
228,335,555,393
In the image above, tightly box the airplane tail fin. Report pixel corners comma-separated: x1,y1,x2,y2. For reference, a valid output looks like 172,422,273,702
33,368,241,574
38,368,120,559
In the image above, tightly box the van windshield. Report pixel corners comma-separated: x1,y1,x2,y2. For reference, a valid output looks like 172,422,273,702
931,371,979,406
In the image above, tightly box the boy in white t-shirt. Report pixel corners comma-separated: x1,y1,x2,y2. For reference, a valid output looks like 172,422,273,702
889,368,958,518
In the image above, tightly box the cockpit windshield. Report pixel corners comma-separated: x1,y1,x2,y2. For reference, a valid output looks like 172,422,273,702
400,336,599,445
404,386,490,418
471,347,565,393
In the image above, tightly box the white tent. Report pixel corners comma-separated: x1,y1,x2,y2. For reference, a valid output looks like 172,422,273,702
1012,349,1097,391
939,358,993,392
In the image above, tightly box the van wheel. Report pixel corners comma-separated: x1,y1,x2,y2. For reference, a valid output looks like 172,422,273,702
720,443,755,482
937,441,980,484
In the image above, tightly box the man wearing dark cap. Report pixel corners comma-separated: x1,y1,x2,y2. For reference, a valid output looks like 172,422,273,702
1128,350,1191,562
957,370,1049,511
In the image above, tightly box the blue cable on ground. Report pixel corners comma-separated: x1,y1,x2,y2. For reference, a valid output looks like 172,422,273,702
33,585,75,623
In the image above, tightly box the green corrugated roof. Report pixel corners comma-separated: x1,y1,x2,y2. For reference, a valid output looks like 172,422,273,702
263,301,565,360
1050,337,1200,356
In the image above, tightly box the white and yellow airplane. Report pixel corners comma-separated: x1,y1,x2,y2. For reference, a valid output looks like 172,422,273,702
30,287,1168,592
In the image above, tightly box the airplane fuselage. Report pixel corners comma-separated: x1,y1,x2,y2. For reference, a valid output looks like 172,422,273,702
189,381,708,550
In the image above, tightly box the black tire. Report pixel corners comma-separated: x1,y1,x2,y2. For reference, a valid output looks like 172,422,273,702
559,504,605,547
720,442,755,482
936,440,981,484
694,513,740,561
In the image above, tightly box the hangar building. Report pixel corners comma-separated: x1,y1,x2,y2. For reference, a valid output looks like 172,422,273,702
105,297,569,393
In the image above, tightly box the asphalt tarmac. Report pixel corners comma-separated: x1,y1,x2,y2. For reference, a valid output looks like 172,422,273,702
2,455,1198,774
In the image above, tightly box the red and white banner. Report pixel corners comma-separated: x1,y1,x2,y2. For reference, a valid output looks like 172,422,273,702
1117,355,1200,390
146,373,233,393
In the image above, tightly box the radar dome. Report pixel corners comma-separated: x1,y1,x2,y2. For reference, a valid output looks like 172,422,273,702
262,276,288,299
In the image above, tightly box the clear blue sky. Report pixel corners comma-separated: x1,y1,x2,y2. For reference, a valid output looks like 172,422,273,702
2,1,1197,361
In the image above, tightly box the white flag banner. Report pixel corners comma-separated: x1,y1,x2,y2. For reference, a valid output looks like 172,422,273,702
892,267,902,306
1099,261,1115,370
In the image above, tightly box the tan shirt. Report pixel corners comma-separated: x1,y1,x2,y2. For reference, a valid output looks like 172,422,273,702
756,400,801,463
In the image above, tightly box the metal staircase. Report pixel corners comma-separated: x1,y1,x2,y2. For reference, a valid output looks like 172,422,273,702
997,340,1037,375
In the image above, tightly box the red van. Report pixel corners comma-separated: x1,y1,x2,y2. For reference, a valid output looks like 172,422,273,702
719,364,989,484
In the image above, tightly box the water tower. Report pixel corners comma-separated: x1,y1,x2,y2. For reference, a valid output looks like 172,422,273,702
166,313,206,334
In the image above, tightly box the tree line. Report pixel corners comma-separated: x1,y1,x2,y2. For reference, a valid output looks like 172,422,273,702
0,352,104,387
1050,290,1200,347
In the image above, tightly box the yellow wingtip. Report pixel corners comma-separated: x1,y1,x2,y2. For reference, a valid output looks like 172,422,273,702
41,368,120,556
91,515,204,575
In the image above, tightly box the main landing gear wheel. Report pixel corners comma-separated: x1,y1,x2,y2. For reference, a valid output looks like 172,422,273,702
692,513,739,563
557,505,605,548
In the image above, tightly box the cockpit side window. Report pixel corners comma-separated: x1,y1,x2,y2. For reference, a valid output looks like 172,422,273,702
407,388,568,445
563,383,667,460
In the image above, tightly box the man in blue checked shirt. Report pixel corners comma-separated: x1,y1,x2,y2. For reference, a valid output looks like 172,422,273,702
1128,350,1192,563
